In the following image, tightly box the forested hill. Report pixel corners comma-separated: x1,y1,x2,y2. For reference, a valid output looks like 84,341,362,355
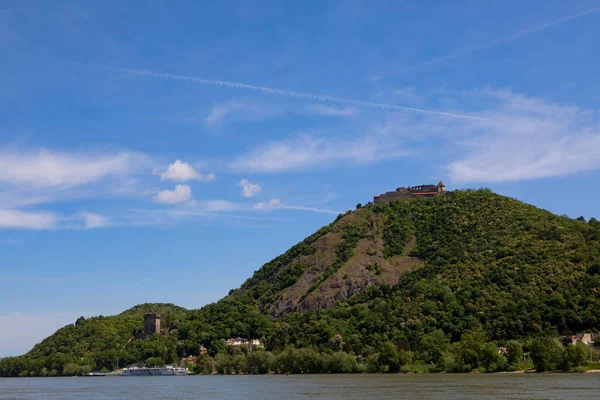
2,189,600,376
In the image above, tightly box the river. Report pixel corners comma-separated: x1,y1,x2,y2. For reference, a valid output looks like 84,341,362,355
1,374,599,399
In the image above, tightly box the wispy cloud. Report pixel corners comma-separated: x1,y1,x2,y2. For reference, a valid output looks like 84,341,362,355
0,148,148,188
0,147,158,230
80,212,111,229
277,204,341,215
0,209,116,231
306,104,358,116
205,99,280,126
111,66,485,121
181,199,241,213
390,6,600,76
0,147,154,210
0,209,58,230
224,87,600,183
0,238,25,246
126,200,251,225
130,196,339,225
448,89,600,183
393,87,423,103
254,198,340,214
159,159,215,182
231,132,406,173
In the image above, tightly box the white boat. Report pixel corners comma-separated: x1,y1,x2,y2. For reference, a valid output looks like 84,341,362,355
121,365,189,376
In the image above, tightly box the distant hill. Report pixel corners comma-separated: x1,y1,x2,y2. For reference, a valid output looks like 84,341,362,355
2,189,600,376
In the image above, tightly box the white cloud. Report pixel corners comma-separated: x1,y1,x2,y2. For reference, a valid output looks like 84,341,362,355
205,99,280,126
0,148,146,188
231,133,405,173
254,198,281,210
0,209,58,230
448,89,600,183
230,88,600,183
153,184,193,204
306,104,357,116
81,212,111,229
238,179,262,198
160,160,215,182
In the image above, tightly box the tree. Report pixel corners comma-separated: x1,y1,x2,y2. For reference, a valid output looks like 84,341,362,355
208,340,226,357
529,337,563,372
62,363,82,376
146,357,164,367
330,334,344,352
561,342,588,371
506,340,523,367
215,353,231,374
329,352,358,373
298,348,325,373
452,330,486,371
365,353,381,373
231,354,248,374
378,341,400,372
420,329,449,364
194,354,215,374
479,343,506,372
247,349,273,374
439,351,460,373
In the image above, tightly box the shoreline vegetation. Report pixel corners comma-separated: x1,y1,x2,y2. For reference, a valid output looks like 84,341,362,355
2,338,599,377
158,339,600,376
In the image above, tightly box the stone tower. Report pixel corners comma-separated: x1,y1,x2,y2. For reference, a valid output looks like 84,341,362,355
143,313,161,335
437,180,446,193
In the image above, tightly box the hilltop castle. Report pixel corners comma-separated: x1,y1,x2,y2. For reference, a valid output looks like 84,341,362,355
374,181,446,204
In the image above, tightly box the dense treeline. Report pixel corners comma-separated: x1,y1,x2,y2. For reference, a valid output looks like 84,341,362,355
2,190,600,376
2,329,596,376
189,335,594,375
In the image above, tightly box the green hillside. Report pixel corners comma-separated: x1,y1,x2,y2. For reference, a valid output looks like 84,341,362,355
2,189,600,376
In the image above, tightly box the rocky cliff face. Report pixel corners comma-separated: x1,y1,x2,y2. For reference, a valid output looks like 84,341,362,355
236,204,422,315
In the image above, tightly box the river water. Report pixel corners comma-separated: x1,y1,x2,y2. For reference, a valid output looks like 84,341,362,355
1,374,599,399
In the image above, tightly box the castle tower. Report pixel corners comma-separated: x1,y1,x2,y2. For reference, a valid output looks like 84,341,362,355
143,313,161,335
437,180,446,193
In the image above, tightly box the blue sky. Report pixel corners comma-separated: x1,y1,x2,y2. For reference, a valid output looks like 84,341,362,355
1,0,600,356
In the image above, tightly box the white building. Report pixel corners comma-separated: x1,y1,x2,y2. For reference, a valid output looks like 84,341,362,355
225,337,264,349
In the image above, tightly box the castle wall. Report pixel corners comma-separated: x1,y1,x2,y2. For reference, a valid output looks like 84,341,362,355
374,183,445,204
373,191,412,204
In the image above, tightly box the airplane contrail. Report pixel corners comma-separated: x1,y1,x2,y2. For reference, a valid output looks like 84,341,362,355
390,6,600,76
115,66,487,121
